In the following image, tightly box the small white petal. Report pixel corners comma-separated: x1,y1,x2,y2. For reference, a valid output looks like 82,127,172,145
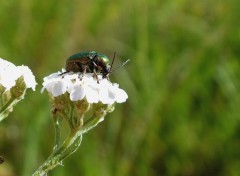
17,66,37,91
85,85,99,103
43,72,61,81
44,79,67,97
99,88,110,104
0,58,21,89
69,84,85,101
0,76,17,90
108,84,128,103
115,89,128,103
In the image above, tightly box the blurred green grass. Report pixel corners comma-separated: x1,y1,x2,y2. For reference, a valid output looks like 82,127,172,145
0,0,240,175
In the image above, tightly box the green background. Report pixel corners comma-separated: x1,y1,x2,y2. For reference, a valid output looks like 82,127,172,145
0,0,240,175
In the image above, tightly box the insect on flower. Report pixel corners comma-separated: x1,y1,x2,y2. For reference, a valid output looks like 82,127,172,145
62,51,129,82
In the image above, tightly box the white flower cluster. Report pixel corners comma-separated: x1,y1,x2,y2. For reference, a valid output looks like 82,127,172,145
42,70,128,104
0,58,37,90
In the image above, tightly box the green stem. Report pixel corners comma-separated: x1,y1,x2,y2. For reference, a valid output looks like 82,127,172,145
0,92,4,107
80,114,105,135
32,130,82,176
53,115,62,150
0,97,15,122
32,114,105,176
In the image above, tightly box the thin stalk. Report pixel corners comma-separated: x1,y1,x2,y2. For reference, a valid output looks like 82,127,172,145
32,129,82,176
53,115,62,151
79,114,105,135
0,97,15,121
32,114,104,176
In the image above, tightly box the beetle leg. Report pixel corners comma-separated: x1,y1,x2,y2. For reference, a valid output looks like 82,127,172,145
93,69,99,84
80,66,87,81
91,61,100,83
92,61,98,67
59,71,68,78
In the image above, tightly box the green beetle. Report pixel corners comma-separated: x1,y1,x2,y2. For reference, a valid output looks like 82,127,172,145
63,51,129,82
65,51,112,79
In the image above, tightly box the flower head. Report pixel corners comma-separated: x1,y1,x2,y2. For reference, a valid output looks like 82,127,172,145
0,58,21,90
0,58,37,121
42,70,128,104
0,58,37,91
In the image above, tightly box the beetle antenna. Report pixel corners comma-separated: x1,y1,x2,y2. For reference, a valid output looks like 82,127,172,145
110,52,116,73
110,59,130,73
